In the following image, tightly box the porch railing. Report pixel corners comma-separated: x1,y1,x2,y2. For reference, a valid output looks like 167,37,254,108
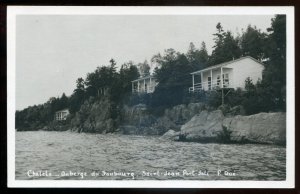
189,79,230,92
132,86,155,93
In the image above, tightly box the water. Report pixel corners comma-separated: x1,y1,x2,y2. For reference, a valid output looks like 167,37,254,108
15,131,286,180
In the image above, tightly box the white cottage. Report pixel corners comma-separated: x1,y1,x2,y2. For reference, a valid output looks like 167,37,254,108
55,108,69,121
131,75,158,94
189,56,265,92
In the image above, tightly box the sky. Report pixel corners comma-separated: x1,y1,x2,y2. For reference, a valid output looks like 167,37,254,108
16,15,274,110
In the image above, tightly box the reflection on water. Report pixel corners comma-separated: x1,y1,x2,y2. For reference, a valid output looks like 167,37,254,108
15,131,286,180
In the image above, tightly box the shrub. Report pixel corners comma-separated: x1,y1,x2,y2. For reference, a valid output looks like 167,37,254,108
217,125,232,143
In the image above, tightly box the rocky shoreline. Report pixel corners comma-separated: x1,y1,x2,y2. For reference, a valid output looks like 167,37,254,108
160,110,286,146
117,103,286,146
31,101,285,146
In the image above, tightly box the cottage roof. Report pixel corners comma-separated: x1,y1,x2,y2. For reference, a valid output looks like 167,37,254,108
131,75,155,82
55,108,69,113
190,56,265,75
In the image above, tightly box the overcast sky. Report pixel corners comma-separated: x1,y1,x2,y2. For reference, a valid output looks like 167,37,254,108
16,15,274,110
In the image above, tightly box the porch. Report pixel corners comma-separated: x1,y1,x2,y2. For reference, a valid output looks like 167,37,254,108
132,85,155,93
189,66,233,92
132,76,157,94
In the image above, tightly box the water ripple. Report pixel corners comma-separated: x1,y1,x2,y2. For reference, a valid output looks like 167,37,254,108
16,131,286,180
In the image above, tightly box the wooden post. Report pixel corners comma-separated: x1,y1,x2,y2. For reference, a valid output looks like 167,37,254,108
210,69,213,90
132,82,134,93
137,81,140,93
200,72,203,90
221,67,223,88
150,77,152,92
222,88,224,105
192,74,195,91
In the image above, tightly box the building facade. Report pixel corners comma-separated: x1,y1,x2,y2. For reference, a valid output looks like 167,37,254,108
55,109,70,121
131,75,158,94
189,56,265,92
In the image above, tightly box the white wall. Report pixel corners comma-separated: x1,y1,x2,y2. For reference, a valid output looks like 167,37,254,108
194,57,264,91
202,71,210,90
55,109,69,120
134,77,157,93
200,68,233,90
226,57,264,89
222,68,233,88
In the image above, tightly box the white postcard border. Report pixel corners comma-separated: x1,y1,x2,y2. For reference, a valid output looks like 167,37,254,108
7,6,295,188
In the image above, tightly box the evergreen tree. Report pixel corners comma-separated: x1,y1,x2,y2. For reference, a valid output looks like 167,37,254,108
186,42,197,62
119,62,140,103
223,31,242,59
194,41,209,69
261,15,286,110
209,23,242,65
138,60,151,77
152,49,198,108
69,78,85,114
59,93,69,109
240,25,267,60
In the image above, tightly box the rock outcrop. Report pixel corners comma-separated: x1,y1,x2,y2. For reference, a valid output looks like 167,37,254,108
162,110,286,145
180,110,224,142
70,97,119,133
159,129,180,141
119,102,206,135
120,104,159,135
155,103,206,132
223,112,286,145
69,96,286,145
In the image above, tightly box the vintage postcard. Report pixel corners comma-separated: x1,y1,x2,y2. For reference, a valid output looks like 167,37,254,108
7,6,295,188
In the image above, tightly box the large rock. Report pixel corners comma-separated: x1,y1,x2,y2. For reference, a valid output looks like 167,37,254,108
178,110,286,145
164,103,206,124
160,130,180,141
70,97,119,133
155,102,206,132
223,112,286,145
180,110,224,142
122,104,157,127
121,102,206,135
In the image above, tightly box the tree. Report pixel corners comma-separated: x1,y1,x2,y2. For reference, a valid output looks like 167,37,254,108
109,58,117,74
194,41,209,69
199,42,209,61
76,77,85,90
222,31,242,59
59,93,69,109
138,60,150,77
261,15,286,111
120,62,140,93
242,78,274,114
85,61,117,97
240,25,267,60
69,78,86,114
186,42,197,62
118,62,140,103
151,49,198,108
186,42,209,70
209,23,242,65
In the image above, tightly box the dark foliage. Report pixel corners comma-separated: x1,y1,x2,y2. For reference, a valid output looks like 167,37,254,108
15,94,70,130
16,15,286,131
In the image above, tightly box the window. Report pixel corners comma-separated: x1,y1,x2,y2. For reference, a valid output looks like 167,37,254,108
217,75,221,86
222,73,229,87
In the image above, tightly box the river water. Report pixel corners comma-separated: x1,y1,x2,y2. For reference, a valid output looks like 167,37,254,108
15,131,286,180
